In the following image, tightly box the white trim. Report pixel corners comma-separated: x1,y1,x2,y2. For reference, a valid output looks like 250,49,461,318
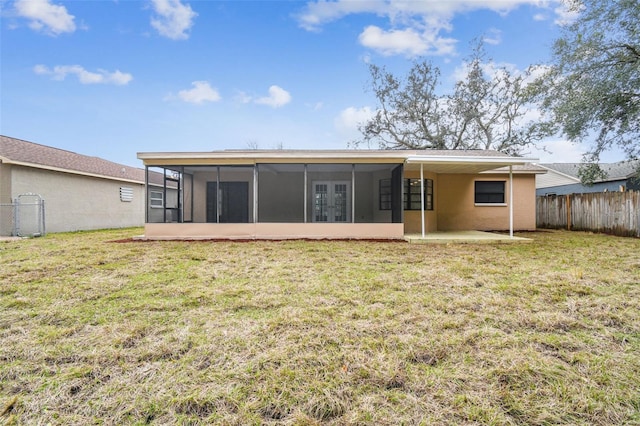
406,155,538,165
138,150,539,165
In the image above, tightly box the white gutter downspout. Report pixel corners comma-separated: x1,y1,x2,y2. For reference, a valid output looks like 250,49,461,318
420,163,425,238
509,165,514,238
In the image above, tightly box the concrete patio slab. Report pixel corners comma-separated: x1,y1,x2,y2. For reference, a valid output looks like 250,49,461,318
405,230,532,244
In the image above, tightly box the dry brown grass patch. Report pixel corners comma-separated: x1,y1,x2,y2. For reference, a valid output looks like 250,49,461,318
1,228,639,424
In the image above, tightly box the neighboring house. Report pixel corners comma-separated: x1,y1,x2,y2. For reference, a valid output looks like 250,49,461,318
137,149,544,240
536,161,640,196
0,135,165,235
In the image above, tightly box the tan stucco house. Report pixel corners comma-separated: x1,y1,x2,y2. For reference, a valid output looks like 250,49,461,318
0,135,154,235
137,149,543,240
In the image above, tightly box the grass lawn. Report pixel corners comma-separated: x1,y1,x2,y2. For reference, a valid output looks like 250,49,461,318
1,228,639,425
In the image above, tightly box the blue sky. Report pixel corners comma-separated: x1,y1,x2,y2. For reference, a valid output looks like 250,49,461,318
0,0,624,167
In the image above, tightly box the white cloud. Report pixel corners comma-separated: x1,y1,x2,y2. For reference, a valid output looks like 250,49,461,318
296,1,388,32
177,81,221,104
335,106,375,134
297,0,566,57
14,0,75,35
254,85,292,108
359,25,456,57
483,28,502,45
554,2,582,26
34,64,133,85
530,139,585,163
150,0,197,40
298,0,547,30
452,58,525,85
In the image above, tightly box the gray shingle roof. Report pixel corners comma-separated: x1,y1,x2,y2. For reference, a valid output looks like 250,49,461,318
540,160,640,182
0,135,146,183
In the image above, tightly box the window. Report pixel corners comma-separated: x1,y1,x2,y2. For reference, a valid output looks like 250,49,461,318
379,178,434,210
405,178,433,211
475,181,505,204
150,190,164,208
379,178,392,210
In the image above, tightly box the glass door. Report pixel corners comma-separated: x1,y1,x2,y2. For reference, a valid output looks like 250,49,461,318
312,181,350,223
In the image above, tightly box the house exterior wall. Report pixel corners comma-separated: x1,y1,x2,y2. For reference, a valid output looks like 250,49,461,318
0,162,12,235
535,169,578,190
536,179,633,196
436,173,536,231
139,153,539,237
143,222,404,240
0,161,11,203
11,165,145,232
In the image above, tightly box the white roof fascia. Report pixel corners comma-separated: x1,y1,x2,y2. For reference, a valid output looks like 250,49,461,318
137,150,411,161
405,155,538,165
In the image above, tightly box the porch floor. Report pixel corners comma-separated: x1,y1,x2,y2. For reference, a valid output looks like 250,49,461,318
404,230,532,244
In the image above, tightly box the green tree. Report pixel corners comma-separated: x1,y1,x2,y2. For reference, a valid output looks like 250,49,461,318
531,0,640,180
356,43,540,155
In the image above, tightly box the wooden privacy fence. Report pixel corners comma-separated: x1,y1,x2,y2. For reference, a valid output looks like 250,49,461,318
537,191,640,237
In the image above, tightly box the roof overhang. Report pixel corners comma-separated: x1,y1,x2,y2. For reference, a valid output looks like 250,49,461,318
404,155,539,174
137,150,540,174
137,150,409,166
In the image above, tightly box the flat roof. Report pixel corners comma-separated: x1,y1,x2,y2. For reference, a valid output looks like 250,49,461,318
137,149,540,174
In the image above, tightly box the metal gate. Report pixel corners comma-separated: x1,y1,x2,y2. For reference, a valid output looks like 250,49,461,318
0,193,46,237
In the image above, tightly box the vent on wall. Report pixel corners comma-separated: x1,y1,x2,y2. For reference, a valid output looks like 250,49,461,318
120,187,133,202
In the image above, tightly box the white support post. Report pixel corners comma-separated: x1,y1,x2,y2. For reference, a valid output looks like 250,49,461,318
420,163,425,238
509,165,514,238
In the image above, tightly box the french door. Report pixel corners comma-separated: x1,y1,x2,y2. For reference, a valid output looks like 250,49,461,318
312,181,351,223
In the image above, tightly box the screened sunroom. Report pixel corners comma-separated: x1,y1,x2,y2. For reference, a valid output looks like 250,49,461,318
140,151,409,239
